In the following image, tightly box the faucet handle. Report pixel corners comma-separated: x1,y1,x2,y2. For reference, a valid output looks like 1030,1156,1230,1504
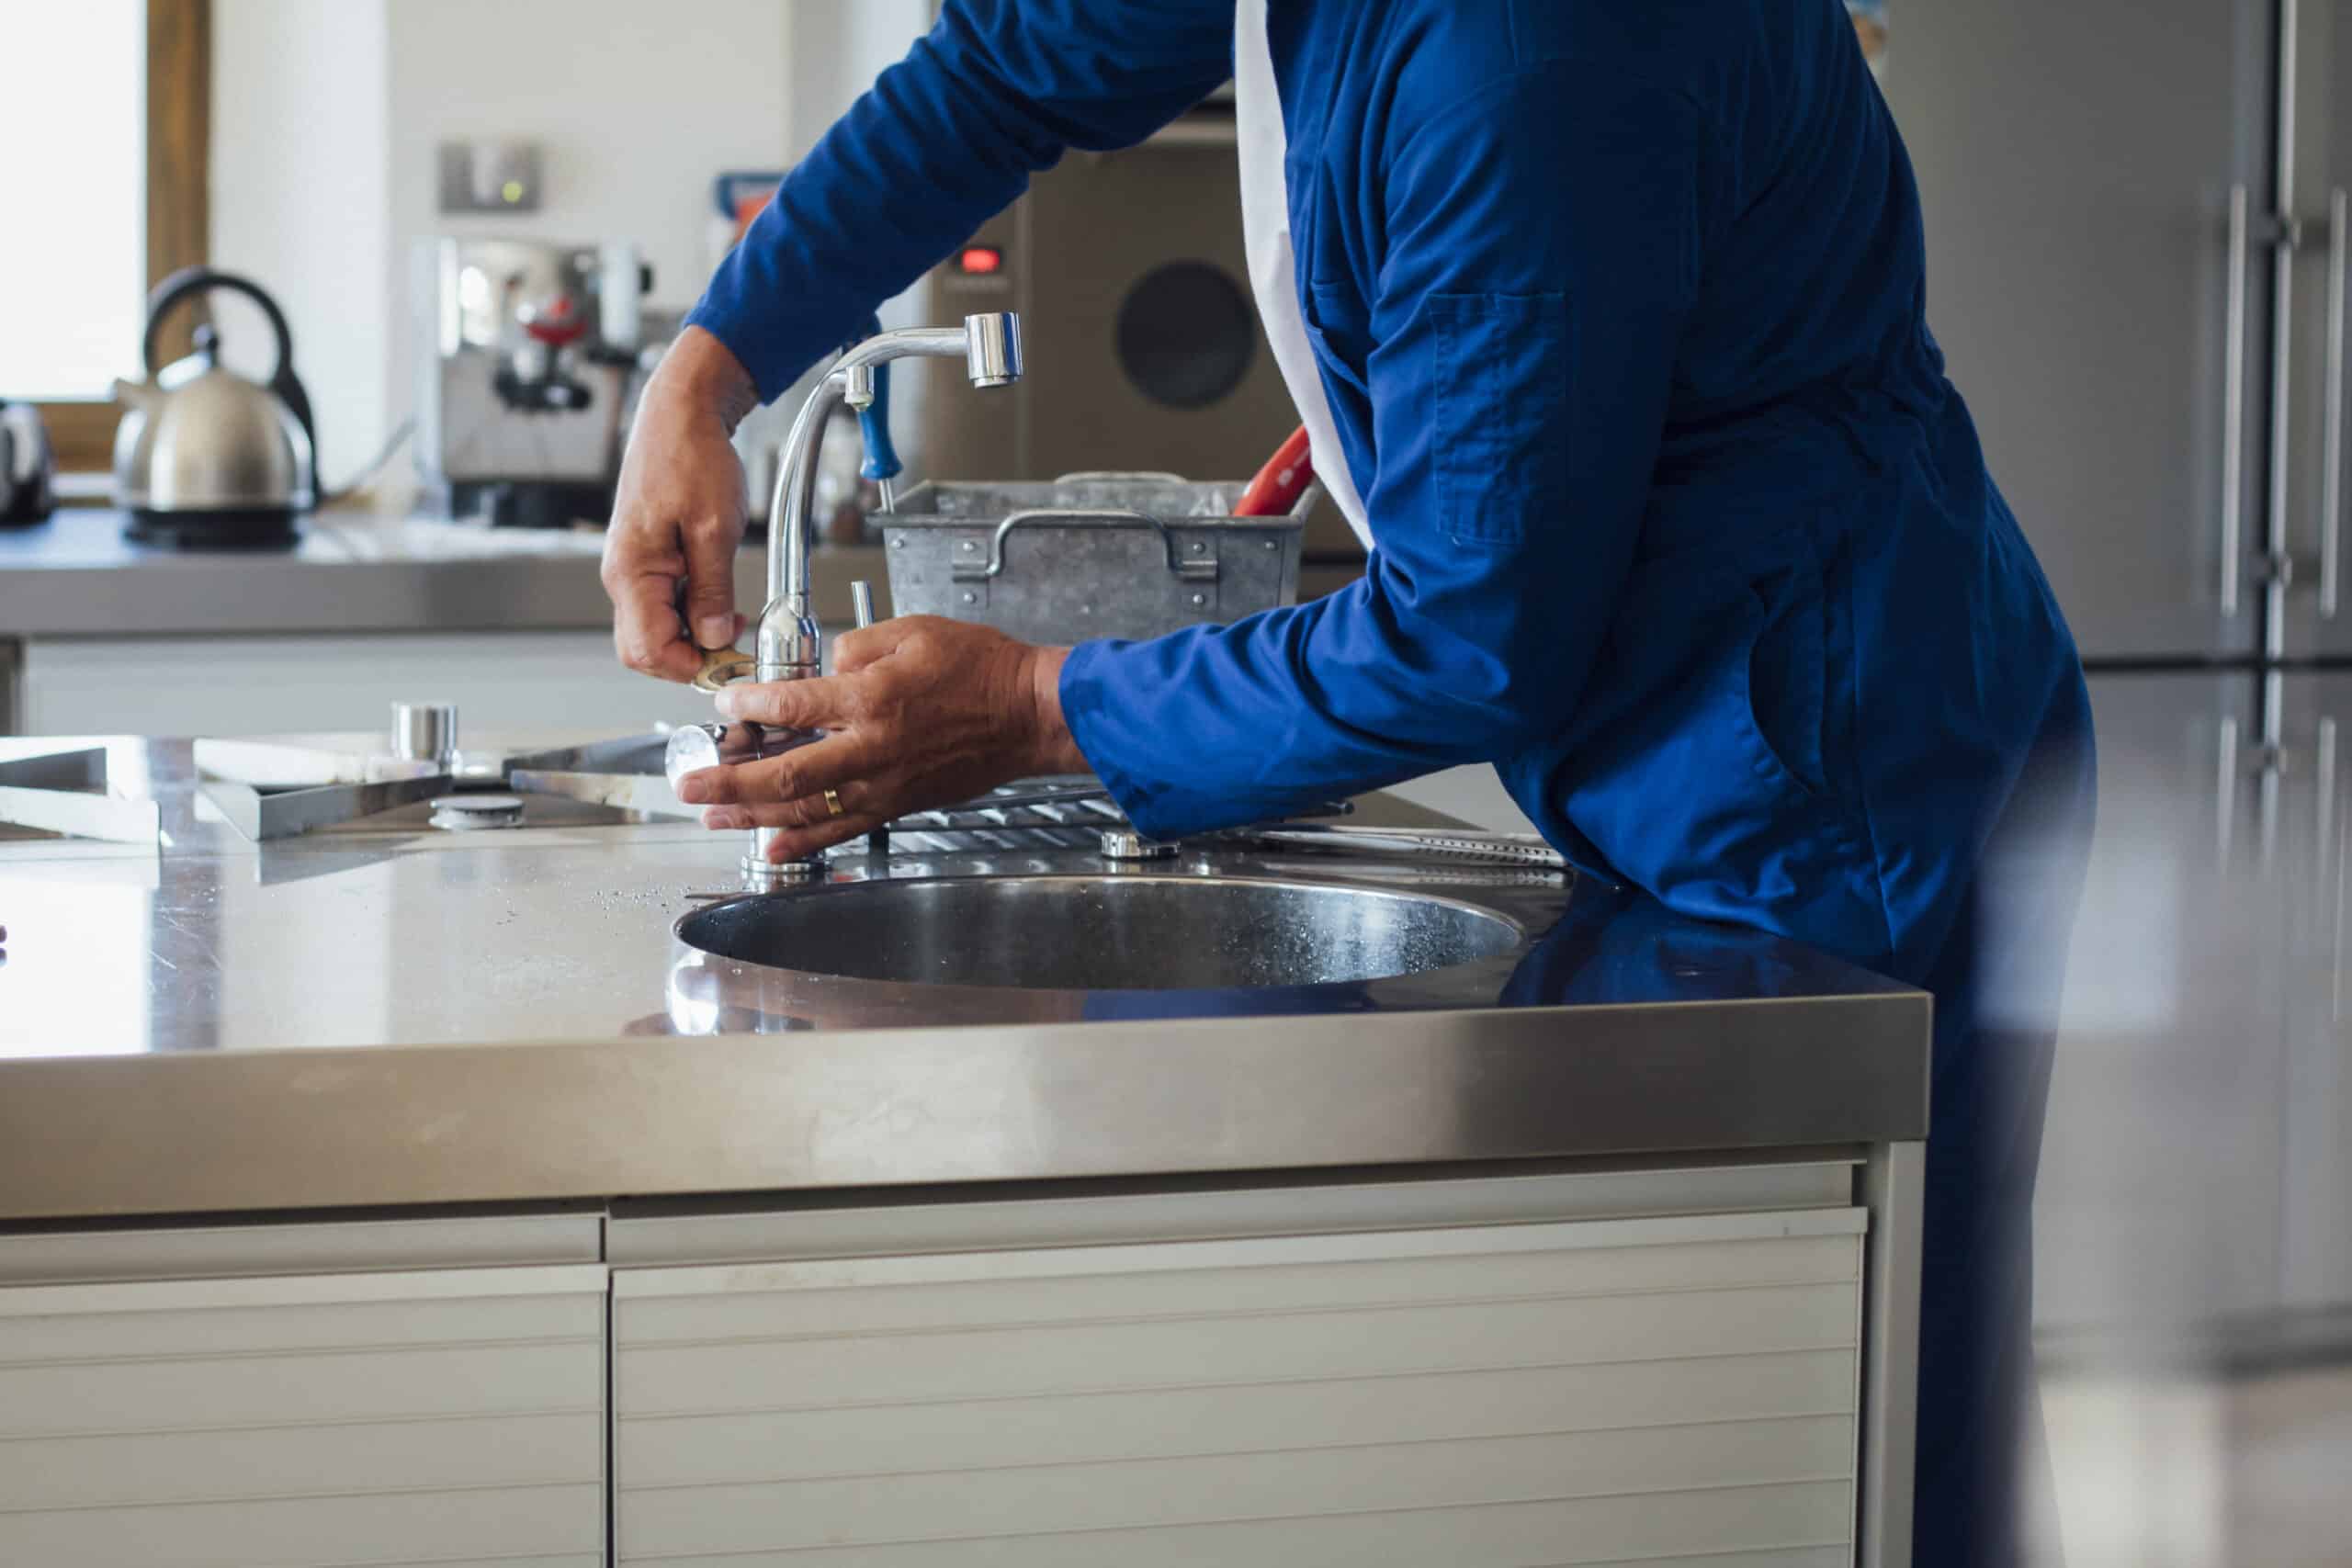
850,364,901,485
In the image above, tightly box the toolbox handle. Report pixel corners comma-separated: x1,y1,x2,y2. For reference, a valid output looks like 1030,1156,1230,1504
956,509,1221,584
1051,469,1187,485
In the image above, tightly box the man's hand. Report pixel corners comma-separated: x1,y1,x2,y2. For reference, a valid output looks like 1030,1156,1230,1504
676,616,1089,861
601,327,761,683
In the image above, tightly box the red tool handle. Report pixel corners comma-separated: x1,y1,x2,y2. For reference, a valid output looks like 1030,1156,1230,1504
1234,424,1315,516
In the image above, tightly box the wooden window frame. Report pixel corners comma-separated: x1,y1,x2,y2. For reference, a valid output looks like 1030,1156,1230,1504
40,0,210,471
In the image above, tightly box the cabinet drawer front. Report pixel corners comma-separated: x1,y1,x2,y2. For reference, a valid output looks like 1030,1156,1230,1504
621,1348,1859,1488
0,1487,605,1568
0,1266,606,1567
620,1230,1864,1344
616,1210,1864,1565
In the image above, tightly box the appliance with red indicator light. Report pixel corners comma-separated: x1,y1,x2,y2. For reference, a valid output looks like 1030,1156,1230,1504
918,104,1359,559
937,229,1016,301
417,237,658,528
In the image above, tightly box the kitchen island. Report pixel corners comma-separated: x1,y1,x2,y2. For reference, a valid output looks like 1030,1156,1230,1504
0,738,1927,1568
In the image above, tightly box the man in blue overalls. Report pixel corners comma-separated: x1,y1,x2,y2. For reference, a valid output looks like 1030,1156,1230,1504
602,5,2098,1561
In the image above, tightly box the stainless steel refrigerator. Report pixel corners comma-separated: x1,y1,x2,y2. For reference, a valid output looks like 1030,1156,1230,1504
1888,0,2349,1334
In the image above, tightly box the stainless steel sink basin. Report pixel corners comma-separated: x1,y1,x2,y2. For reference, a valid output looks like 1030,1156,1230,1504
675,874,1525,990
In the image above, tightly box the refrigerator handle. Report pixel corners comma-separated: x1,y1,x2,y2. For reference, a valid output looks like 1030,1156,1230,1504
2260,738,2283,874
2320,716,2339,904
2321,188,2346,619
2222,186,2252,617
2219,712,2242,866
2318,716,2342,1021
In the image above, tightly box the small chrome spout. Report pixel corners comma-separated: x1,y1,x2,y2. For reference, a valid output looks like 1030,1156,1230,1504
743,313,1023,885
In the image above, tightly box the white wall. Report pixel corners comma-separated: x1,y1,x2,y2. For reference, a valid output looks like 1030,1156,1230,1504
379,0,794,502
209,1,941,502
209,0,392,486
786,0,932,157
751,0,935,468
213,0,798,498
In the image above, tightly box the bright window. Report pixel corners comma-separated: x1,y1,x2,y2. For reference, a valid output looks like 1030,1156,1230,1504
0,0,147,400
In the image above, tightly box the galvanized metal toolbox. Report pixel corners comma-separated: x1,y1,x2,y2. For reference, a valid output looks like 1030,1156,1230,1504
877,471,1313,644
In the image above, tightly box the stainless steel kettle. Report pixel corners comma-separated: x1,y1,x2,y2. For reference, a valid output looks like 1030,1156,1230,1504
0,399,57,525
112,267,319,543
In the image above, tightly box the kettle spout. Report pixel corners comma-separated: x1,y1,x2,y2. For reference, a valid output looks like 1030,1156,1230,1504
110,378,158,412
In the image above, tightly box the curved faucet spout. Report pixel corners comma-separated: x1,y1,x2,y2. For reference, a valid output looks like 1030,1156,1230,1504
744,312,1023,884
761,315,1023,655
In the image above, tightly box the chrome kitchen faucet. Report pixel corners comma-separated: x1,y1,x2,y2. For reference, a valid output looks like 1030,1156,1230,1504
743,312,1023,886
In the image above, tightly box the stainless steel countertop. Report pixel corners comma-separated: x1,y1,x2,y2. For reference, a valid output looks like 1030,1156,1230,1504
0,737,1928,1224
0,508,1370,637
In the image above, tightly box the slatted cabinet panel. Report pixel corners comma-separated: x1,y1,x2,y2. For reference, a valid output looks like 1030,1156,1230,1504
614,1210,1867,1567
0,1265,607,1568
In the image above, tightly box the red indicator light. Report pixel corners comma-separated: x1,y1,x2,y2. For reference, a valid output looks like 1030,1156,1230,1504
958,246,1003,276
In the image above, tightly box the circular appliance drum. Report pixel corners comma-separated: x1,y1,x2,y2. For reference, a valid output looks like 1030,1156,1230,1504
1114,261,1256,411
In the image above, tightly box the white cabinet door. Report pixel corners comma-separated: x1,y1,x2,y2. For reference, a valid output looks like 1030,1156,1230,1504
614,1210,1865,1568
0,1264,607,1567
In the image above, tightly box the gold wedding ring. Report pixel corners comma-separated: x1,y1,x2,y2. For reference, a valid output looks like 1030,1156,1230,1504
823,788,845,818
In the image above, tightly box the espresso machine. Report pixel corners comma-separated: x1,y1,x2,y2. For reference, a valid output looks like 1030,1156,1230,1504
413,237,659,528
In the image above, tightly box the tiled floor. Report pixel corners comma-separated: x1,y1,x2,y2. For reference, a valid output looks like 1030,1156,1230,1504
2033,1357,2352,1567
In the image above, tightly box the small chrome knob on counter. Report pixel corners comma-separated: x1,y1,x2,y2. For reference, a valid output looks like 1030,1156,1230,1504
429,793,523,832
1099,827,1177,861
390,702,457,770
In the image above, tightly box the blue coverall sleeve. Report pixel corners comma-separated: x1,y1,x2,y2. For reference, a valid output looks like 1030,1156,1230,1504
684,0,1232,402
1060,65,1711,839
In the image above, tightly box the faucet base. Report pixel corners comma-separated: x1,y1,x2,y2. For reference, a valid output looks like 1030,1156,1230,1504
741,853,825,891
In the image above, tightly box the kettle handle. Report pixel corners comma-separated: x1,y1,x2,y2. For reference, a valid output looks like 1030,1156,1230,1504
143,266,320,493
